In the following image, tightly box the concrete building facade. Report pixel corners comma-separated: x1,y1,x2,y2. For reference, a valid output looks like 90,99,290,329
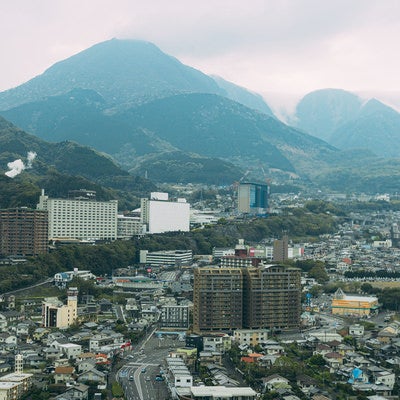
140,249,193,266
117,215,144,239
193,264,301,333
140,192,190,234
37,190,117,241
0,208,48,257
243,265,301,330
161,305,190,329
237,182,268,215
273,235,289,262
193,267,243,333
42,288,78,328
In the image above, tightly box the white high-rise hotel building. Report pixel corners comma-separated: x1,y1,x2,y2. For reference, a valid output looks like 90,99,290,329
141,192,190,234
37,189,118,241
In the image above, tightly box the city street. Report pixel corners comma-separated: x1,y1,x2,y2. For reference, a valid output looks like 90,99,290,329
118,329,179,400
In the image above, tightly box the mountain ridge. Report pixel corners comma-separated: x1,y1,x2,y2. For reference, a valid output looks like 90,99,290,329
0,38,273,116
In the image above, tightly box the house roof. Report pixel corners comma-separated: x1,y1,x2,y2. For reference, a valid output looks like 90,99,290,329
263,374,289,383
55,366,74,374
66,383,89,393
241,356,256,363
79,368,106,377
324,352,343,359
297,375,317,385
78,352,96,359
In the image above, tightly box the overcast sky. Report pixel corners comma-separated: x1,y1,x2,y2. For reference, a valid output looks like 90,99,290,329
2,0,400,111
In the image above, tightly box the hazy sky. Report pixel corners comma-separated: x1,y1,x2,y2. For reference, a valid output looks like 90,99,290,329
2,0,400,110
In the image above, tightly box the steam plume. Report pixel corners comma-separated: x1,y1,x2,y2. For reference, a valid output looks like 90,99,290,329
5,151,37,178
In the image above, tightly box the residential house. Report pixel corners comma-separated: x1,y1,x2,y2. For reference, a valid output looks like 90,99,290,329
349,324,364,337
89,332,124,352
241,353,263,364
377,328,397,344
297,375,318,395
262,374,291,392
313,344,332,357
33,328,49,342
324,352,343,371
58,343,82,360
0,333,17,349
198,351,222,366
65,384,89,400
42,347,62,361
203,335,231,354
77,368,107,384
54,366,75,384
76,359,96,374
0,315,7,332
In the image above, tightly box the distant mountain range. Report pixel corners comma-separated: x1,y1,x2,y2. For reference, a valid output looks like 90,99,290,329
293,88,400,158
0,86,339,182
2,39,400,193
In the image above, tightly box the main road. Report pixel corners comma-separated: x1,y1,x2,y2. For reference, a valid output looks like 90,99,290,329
118,328,179,400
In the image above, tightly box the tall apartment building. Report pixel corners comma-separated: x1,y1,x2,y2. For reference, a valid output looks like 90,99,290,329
193,264,301,333
37,189,118,241
193,267,243,333
42,287,78,328
0,208,48,257
273,235,289,262
141,192,190,234
243,265,301,330
237,182,268,215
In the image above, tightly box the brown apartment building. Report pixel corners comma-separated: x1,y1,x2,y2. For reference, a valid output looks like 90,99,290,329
243,264,301,330
193,264,301,334
193,267,243,333
0,208,48,257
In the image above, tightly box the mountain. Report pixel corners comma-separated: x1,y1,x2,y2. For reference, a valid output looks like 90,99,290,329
211,76,274,117
1,89,339,180
4,38,400,193
0,39,273,115
0,88,122,149
293,89,363,140
0,116,155,209
329,99,400,158
129,151,244,185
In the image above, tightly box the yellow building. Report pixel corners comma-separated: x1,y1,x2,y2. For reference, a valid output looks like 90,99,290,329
42,287,78,328
331,288,379,316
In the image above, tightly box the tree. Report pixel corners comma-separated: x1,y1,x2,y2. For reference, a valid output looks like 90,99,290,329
307,354,326,367
308,265,329,284
111,381,124,398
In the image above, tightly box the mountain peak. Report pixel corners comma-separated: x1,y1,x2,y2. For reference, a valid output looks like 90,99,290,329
0,38,273,116
0,38,223,111
360,97,398,116
293,89,362,140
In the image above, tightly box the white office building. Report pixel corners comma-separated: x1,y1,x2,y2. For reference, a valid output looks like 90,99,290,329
37,190,118,241
141,192,190,234
161,305,190,329
140,249,193,266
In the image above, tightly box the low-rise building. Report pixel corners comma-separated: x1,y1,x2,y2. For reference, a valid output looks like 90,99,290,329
139,249,193,266
161,305,189,329
190,385,257,399
331,289,379,317
234,329,269,347
42,288,78,329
